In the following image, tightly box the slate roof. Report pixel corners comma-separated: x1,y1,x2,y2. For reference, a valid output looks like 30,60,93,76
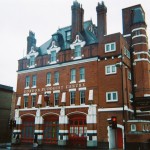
38,20,98,56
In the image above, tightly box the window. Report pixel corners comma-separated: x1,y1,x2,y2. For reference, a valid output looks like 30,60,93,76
135,30,140,35
80,90,85,104
54,72,59,84
30,56,35,66
105,42,116,53
66,31,71,41
80,68,85,81
124,47,130,59
137,54,141,59
32,95,36,107
70,91,76,105
54,93,59,106
74,45,81,58
51,50,56,62
71,69,76,82
106,92,118,102
105,65,116,75
32,75,37,87
25,76,30,87
131,124,136,132
128,71,131,80
24,96,28,108
46,72,51,85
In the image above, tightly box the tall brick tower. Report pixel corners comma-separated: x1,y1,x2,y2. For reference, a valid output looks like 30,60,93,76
122,5,150,98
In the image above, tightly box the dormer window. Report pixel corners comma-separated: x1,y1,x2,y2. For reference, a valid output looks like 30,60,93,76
47,41,60,64
51,50,56,62
70,35,86,60
74,45,81,58
30,56,35,66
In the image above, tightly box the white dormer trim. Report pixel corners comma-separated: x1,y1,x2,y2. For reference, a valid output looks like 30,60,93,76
47,41,61,55
26,46,39,59
70,35,86,49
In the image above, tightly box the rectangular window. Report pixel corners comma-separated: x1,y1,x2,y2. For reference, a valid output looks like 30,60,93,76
24,96,28,108
80,90,85,104
71,69,76,82
46,72,51,85
128,71,131,80
105,42,116,53
51,50,56,62
25,76,30,87
54,93,59,106
80,67,85,81
105,65,116,75
54,72,59,84
74,45,81,58
32,95,36,107
32,75,37,87
70,91,76,105
66,31,71,41
131,124,136,132
106,91,118,102
124,47,130,59
30,56,35,66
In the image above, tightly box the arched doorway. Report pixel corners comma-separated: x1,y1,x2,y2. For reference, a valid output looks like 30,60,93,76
68,114,87,148
43,115,59,145
21,115,35,143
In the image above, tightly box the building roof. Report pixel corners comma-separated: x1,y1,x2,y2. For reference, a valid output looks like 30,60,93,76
38,20,98,56
0,84,13,92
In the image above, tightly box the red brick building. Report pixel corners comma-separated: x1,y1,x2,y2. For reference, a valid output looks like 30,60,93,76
13,1,150,149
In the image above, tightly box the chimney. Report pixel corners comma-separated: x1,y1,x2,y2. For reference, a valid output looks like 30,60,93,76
27,31,36,54
71,0,84,41
96,1,107,42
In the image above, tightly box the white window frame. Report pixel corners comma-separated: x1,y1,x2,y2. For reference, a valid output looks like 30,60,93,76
74,45,81,59
32,75,37,87
54,93,59,106
30,55,35,67
106,91,118,102
25,76,30,88
46,72,51,86
79,67,85,82
105,42,116,53
51,50,57,63
105,65,117,75
70,91,76,105
80,90,85,105
131,124,136,132
24,96,28,108
31,95,36,107
70,69,76,83
54,72,59,85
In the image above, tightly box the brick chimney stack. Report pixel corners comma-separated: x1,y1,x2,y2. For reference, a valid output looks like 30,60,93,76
71,0,84,41
27,31,36,54
96,1,107,42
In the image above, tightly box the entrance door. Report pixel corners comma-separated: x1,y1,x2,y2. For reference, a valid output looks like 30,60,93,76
43,115,59,144
68,114,87,148
117,128,123,149
21,116,34,143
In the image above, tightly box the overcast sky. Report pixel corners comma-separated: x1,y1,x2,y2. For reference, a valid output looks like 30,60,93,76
0,0,149,91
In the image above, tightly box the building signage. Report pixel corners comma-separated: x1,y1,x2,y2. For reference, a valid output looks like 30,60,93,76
24,83,85,94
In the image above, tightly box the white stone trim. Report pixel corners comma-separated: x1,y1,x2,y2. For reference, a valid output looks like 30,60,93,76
132,27,146,32
34,130,43,133
123,34,131,37
37,95,42,105
134,58,150,63
144,94,150,97
128,120,150,123
87,130,97,133
18,57,98,74
53,90,60,93
61,92,66,103
69,88,76,92
132,42,147,47
13,130,21,133
88,89,93,101
59,130,69,133
134,51,150,57
78,87,86,91
23,93,29,96
17,97,21,106
132,34,147,39
31,93,37,95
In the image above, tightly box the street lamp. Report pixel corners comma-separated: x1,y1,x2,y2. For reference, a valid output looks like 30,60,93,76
116,61,126,150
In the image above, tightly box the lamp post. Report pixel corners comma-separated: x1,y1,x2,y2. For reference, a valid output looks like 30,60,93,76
116,60,126,150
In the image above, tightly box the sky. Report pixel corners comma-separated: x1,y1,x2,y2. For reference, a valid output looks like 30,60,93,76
0,0,150,91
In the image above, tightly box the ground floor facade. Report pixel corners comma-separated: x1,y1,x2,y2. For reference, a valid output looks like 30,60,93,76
12,105,150,149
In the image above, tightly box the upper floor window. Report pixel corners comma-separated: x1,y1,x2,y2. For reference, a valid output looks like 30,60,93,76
30,55,35,66
105,65,116,75
80,90,85,104
32,75,37,87
51,50,56,62
32,95,36,107
106,91,118,102
105,42,116,53
74,45,81,58
24,96,28,108
70,69,76,82
80,67,85,81
128,71,131,80
54,72,59,84
25,76,30,88
70,91,76,105
135,30,140,36
54,93,59,106
124,47,130,59
66,30,71,41
131,124,136,132
46,72,51,85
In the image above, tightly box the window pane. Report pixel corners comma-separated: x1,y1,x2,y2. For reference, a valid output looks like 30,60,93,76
54,72,59,83
74,45,81,57
112,65,116,73
70,91,75,104
30,56,35,66
47,72,51,84
71,69,76,81
32,75,36,86
111,43,114,50
107,66,110,73
107,93,111,101
26,76,30,87
51,51,56,62
112,92,117,100
80,91,85,104
106,45,110,51
80,68,85,80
